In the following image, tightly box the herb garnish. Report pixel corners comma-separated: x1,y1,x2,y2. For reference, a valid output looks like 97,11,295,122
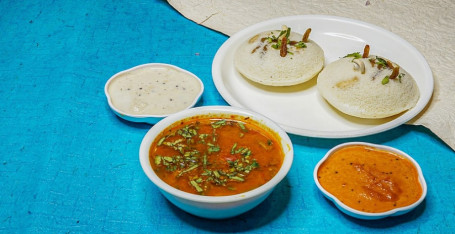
260,26,308,57
375,57,389,68
153,118,265,194
190,180,203,193
294,41,307,48
382,76,390,85
344,52,362,59
382,73,405,85
207,143,220,154
211,119,226,128
345,46,406,85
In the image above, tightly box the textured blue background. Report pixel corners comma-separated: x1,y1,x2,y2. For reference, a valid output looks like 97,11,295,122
0,0,454,233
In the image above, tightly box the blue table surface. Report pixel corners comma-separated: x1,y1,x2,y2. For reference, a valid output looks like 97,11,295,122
1,0,454,233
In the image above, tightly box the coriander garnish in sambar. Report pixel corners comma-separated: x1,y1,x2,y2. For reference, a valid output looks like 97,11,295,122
149,115,284,196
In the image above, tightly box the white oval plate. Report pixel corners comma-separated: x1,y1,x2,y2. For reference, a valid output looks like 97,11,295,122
212,15,433,138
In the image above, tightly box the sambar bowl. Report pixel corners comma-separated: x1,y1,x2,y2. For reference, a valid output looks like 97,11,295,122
139,106,293,219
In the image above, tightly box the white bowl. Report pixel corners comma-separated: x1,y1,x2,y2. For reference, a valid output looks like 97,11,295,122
313,142,427,220
105,63,204,124
139,106,294,219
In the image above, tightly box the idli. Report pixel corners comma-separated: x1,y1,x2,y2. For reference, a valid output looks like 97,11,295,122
317,45,420,119
234,26,324,86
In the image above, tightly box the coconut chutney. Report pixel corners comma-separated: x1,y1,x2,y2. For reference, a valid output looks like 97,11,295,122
107,64,203,116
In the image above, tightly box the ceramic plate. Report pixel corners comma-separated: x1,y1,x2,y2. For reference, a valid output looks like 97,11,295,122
212,15,433,138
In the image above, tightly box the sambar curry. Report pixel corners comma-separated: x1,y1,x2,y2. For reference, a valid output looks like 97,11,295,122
317,145,422,213
149,115,284,196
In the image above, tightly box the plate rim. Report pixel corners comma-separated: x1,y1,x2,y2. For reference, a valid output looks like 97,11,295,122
212,14,434,138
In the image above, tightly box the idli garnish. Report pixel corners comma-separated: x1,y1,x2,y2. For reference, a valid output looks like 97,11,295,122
234,25,324,86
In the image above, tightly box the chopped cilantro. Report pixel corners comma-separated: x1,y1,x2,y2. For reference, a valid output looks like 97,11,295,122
344,52,361,59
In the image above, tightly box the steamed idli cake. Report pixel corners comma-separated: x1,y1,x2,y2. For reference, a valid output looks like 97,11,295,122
317,45,420,119
234,26,324,86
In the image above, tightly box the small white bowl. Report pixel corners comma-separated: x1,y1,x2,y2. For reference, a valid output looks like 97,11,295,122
313,142,427,220
139,106,294,219
105,63,204,124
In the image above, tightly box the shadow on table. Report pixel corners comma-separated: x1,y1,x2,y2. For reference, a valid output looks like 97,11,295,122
350,200,426,228
320,191,427,228
288,123,415,150
112,114,155,130
167,177,292,232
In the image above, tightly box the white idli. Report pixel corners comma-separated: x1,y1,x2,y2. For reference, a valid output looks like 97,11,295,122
234,26,324,86
317,53,420,119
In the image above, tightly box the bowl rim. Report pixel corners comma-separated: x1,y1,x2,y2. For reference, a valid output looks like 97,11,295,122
313,141,427,218
104,63,205,119
139,105,294,203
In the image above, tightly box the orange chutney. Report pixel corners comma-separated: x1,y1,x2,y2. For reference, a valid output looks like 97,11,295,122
149,115,284,196
317,145,422,213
